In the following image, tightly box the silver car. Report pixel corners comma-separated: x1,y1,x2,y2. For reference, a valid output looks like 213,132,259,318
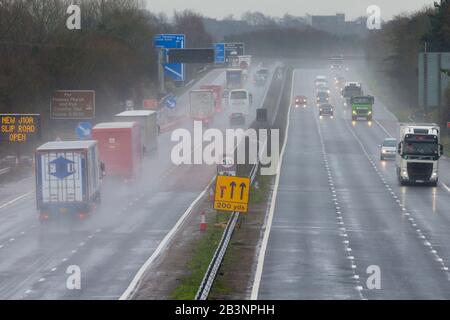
380,138,397,160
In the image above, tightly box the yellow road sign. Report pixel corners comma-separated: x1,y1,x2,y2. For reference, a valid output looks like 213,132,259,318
213,175,250,213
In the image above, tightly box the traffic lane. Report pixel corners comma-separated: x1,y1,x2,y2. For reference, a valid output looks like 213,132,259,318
0,66,229,229
0,175,34,204
347,109,450,277
258,69,359,299
350,70,450,202
20,71,273,299
0,67,227,211
322,85,450,298
0,65,274,299
21,168,212,299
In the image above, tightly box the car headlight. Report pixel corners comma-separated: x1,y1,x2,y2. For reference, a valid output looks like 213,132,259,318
368,111,372,115
352,110,357,115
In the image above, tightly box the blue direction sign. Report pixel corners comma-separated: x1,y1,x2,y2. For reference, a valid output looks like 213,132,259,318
164,94,177,109
154,34,185,81
214,43,225,64
76,122,92,140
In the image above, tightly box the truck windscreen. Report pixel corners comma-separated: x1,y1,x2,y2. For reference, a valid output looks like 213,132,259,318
230,91,247,99
343,87,361,97
352,97,372,104
404,140,438,156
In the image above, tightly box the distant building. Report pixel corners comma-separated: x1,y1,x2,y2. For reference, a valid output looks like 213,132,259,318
306,13,367,37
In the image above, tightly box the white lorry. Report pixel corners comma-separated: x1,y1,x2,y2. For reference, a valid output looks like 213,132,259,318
396,123,443,186
35,141,103,222
228,89,252,125
114,110,158,155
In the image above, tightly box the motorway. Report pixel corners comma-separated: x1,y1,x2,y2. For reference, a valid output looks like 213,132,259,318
0,64,274,299
255,66,450,299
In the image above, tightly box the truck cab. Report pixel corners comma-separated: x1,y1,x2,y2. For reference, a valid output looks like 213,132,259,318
396,123,443,186
351,95,374,121
342,82,362,107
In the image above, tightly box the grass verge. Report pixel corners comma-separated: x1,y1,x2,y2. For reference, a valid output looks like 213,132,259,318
169,211,231,300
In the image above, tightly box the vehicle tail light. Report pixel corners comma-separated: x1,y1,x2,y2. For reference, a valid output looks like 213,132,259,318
78,212,87,220
39,212,50,221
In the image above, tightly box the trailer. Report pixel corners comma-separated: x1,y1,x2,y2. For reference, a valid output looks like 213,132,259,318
92,122,142,181
200,85,223,112
35,140,102,222
226,69,243,90
114,110,158,155
189,90,216,126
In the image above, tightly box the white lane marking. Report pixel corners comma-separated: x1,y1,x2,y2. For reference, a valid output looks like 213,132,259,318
250,69,296,301
442,182,450,194
120,176,215,300
345,115,450,280
374,119,393,138
0,190,34,210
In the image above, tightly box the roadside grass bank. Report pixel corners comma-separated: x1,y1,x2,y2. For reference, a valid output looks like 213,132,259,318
169,210,232,300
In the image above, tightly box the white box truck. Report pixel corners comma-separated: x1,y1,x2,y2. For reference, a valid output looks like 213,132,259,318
35,141,103,222
114,110,158,155
396,123,443,186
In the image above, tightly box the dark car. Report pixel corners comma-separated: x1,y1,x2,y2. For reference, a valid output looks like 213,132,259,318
319,104,334,118
294,95,307,108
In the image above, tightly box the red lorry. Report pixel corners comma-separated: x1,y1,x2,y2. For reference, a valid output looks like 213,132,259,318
200,85,223,112
92,122,142,182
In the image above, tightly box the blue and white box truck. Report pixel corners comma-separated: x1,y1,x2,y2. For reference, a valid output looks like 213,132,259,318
35,141,103,222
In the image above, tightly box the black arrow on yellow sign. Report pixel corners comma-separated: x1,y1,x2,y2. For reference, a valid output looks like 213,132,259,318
230,181,236,198
220,186,226,198
240,183,246,200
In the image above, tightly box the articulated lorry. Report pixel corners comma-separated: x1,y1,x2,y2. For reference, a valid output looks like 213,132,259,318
396,123,443,186
351,95,374,121
342,82,362,107
189,89,216,126
114,110,158,155
35,141,103,222
92,122,142,182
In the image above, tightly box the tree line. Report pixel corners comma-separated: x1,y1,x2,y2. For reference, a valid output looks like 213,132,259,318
0,0,212,119
365,0,450,126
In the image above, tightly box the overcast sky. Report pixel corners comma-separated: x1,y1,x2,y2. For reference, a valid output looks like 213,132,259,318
144,0,433,21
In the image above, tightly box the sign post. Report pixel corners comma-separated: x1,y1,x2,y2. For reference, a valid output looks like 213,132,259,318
214,43,225,64
76,122,93,140
153,34,185,82
51,90,95,119
213,175,250,213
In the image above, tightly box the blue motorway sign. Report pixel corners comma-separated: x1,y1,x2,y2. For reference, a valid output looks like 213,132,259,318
214,43,225,64
76,122,92,140
154,34,185,81
164,94,177,109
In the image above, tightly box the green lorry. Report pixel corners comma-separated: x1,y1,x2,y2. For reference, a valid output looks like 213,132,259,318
351,95,374,121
